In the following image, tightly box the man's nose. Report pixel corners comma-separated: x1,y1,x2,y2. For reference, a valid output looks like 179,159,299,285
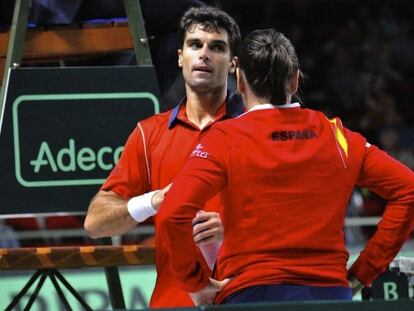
199,45,210,61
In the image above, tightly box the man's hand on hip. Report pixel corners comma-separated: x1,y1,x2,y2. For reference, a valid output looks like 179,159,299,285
189,278,231,305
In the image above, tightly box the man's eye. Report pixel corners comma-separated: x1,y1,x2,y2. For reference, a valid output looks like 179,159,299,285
190,42,202,49
212,45,225,52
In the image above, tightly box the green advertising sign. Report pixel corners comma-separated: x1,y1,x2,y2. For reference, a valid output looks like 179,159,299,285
0,66,161,214
12,92,159,187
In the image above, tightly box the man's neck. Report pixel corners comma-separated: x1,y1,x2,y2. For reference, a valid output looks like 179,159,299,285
244,91,292,110
185,88,227,129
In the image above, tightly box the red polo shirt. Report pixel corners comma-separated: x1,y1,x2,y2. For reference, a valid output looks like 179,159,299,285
101,92,244,307
158,104,414,303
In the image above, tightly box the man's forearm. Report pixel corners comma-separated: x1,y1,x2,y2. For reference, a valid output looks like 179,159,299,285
84,190,138,238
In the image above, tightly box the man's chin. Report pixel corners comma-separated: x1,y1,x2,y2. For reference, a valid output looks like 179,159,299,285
189,80,214,91
186,77,226,94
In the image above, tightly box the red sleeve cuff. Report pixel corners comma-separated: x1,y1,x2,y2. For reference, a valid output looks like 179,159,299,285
348,256,386,287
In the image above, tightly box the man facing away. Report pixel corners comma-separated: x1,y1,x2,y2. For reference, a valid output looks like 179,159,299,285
84,6,242,308
157,28,414,305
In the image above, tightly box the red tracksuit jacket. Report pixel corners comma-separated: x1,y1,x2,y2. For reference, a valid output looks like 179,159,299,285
158,103,414,303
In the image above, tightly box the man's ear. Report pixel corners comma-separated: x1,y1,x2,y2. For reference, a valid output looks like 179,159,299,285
236,67,246,94
178,49,183,68
228,56,238,74
290,69,300,94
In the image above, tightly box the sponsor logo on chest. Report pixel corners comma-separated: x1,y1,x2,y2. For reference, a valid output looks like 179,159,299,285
191,144,209,158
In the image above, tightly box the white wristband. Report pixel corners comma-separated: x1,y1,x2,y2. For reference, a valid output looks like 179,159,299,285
127,190,158,222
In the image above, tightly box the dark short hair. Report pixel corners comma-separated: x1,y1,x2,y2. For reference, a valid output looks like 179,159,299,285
178,6,241,57
238,29,301,104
